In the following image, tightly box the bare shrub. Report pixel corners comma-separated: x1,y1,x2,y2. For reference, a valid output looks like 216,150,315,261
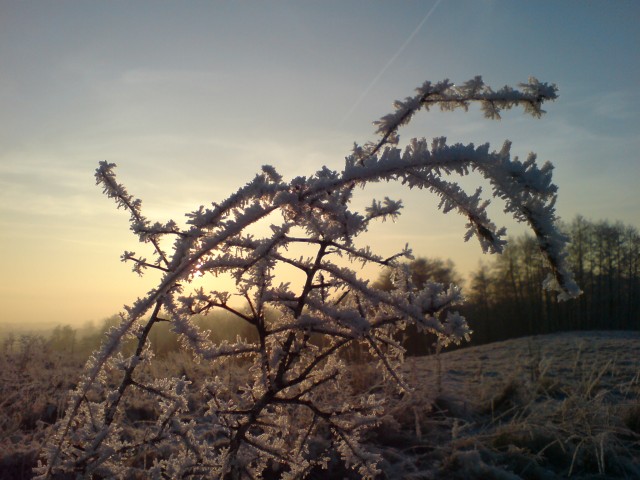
37,77,579,479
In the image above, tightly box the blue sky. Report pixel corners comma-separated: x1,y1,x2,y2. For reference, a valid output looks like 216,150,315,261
1,1,638,327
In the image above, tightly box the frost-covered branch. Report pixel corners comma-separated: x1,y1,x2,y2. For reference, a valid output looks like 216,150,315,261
359,76,558,162
39,76,578,480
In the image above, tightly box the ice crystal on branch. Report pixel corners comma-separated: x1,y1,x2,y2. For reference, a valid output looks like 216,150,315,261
39,76,579,479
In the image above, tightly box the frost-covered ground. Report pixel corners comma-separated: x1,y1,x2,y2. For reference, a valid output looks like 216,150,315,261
364,331,640,479
1,331,639,479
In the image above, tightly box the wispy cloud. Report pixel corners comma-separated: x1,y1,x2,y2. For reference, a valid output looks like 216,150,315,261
592,90,639,120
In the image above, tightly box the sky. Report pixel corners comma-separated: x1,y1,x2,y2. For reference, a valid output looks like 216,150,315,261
1,1,639,329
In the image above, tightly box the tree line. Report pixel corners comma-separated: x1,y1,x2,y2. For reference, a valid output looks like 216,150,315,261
466,215,640,345
372,215,639,354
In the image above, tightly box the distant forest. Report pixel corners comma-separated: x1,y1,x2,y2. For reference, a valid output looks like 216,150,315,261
465,216,640,346
5,216,638,359
367,215,639,355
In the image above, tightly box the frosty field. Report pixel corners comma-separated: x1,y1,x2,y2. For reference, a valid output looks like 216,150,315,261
2,330,638,479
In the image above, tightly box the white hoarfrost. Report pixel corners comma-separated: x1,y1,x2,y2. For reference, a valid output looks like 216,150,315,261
37,77,580,479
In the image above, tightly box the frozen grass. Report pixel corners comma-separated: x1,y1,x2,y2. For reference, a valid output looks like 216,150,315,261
1,331,639,479
0,335,81,480
365,331,640,479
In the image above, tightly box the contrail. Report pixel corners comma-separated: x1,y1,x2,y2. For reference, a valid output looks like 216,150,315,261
339,0,443,127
